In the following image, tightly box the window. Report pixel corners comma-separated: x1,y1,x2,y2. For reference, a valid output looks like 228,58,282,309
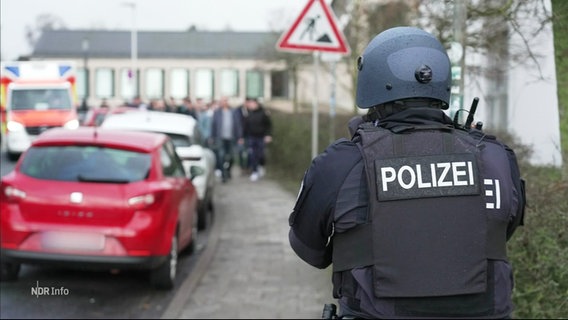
145,68,164,100
161,141,185,177
77,68,89,99
20,146,150,183
95,68,115,98
165,133,194,148
11,88,72,111
120,68,139,100
170,68,189,99
271,70,289,98
246,70,264,98
220,69,239,97
195,69,214,100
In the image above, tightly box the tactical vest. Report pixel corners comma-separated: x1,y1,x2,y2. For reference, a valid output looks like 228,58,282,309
332,123,509,299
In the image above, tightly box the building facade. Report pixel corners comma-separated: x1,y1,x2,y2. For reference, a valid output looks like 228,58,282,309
29,29,355,111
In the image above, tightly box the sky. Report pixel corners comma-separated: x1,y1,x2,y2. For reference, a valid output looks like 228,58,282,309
0,0,312,61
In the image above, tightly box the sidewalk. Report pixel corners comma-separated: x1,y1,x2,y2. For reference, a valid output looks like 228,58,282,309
162,169,334,319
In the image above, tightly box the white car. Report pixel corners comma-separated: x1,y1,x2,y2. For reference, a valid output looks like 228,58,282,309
100,110,216,230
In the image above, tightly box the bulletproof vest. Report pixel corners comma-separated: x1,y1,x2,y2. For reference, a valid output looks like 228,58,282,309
332,123,509,299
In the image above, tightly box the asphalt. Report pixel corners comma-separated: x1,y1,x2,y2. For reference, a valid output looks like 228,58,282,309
162,168,334,319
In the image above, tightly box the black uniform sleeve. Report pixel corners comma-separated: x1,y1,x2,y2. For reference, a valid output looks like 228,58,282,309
288,138,362,269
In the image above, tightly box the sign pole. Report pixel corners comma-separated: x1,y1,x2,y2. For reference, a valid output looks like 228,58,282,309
329,59,336,143
312,51,320,159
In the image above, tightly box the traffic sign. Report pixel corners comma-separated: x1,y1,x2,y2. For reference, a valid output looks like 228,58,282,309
276,0,350,54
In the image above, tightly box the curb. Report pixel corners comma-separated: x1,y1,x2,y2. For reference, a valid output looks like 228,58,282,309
161,206,224,319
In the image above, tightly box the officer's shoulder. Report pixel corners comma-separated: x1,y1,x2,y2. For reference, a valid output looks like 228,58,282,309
310,139,360,178
315,138,360,165
468,128,494,139
467,129,520,155
329,137,359,150
468,128,506,145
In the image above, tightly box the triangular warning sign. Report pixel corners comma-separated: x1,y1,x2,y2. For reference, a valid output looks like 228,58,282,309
276,0,350,55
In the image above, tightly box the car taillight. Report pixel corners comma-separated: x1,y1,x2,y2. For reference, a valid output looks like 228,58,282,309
2,185,27,203
128,193,155,209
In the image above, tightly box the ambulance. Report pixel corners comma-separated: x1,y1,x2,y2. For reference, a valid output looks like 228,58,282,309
1,61,80,161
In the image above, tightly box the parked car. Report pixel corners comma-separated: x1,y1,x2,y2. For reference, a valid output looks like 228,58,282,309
0,127,201,289
100,111,216,230
81,106,140,127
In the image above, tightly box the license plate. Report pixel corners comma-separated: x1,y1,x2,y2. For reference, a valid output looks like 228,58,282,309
42,231,105,251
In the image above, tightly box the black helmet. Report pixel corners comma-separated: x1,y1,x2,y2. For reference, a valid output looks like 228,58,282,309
356,27,451,109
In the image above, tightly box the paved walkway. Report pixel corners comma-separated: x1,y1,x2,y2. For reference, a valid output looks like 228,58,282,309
163,169,333,319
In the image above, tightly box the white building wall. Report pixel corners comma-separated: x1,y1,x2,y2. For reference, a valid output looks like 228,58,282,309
295,58,354,114
507,28,561,166
464,4,562,167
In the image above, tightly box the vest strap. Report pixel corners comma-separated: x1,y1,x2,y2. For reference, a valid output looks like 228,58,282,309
333,216,509,270
487,218,508,260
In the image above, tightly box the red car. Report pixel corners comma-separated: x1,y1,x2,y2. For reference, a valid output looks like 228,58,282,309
0,127,200,289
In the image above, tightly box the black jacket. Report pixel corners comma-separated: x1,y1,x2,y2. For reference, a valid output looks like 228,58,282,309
243,106,272,138
289,108,526,319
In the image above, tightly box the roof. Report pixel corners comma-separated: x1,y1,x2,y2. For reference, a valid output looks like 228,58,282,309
32,29,282,59
32,127,167,153
100,110,197,137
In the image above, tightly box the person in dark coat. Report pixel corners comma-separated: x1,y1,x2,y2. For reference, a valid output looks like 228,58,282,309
289,26,526,319
242,97,272,181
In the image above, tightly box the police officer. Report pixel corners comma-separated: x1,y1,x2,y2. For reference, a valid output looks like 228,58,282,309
288,26,526,319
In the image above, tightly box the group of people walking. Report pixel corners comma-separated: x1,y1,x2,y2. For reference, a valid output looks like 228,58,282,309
127,95,272,183
210,96,272,183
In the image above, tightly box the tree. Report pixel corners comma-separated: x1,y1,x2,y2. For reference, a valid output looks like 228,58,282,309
334,0,420,113
551,0,568,175
255,31,313,114
25,14,67,52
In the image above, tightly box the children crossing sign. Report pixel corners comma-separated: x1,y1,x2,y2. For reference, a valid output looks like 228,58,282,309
276,0,350,54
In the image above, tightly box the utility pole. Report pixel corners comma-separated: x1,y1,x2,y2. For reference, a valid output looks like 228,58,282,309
122,2,138,98
322,52,340,144
311,51,320,160
81,38,90,112
451,0,467,124
329,59,337,144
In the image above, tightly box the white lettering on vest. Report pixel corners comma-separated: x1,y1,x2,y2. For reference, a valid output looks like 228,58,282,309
380,161,476,192
484,178,501,209
416,164,431,188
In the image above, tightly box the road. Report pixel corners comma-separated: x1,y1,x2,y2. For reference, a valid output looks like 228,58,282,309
0,147,213,318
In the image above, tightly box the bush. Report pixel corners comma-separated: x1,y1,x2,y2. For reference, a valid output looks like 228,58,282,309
267,108,568,319
266,109,355,193
507,165,568,318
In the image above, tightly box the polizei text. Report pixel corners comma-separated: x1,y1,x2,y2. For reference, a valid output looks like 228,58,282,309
375,153,480,201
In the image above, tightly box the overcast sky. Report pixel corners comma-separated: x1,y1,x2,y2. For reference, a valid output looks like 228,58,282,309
0,0,311,60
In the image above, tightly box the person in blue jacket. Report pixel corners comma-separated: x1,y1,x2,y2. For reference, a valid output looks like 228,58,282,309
210,96,243,182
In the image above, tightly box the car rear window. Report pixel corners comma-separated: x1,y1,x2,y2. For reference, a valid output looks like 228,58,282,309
167,133,193,148
20,146,152,183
